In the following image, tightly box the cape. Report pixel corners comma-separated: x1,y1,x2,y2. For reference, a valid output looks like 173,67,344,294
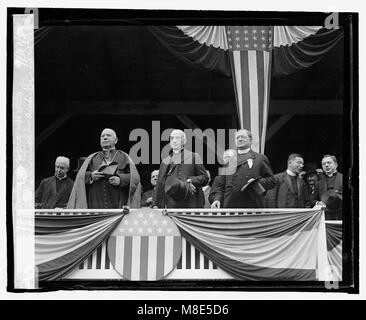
67,151,141,209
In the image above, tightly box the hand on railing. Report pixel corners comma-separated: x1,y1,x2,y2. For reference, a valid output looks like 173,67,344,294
211,200,221,209
313,201,327,209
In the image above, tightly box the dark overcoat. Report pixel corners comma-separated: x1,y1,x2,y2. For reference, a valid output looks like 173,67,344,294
153,149,209,208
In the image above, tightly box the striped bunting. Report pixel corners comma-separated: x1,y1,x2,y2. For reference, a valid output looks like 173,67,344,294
107,209,182,281
226,26,273,153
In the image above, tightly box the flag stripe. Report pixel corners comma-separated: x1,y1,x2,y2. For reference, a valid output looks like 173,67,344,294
240,51,251,130
173,236,182,269
248,50,260,152
181,237,186,269
131,236,141,280
261,51,271,152
233,51,245,128
96,244,102,269
156,236,165,279
139,236,149,281
204,255,209,269
87,254,93,269
164,236,174,275
195,248,200,269
115,235,125,276
147,236,157,280
186,240,191,269
256,50,264,148
101,240,107,270
123,236,132,279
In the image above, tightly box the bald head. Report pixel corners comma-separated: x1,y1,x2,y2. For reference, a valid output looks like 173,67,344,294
100,128,118,149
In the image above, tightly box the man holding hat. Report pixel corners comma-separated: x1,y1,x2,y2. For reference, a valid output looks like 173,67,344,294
266,153,311,208
211,129,276,208
67,128,141,209
152,129,209,208
312,155,343,219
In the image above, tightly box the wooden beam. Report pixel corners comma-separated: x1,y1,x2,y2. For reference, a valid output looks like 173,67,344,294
36,114,73,147
269,100,343,115
266,115,293,141
36,100,343,116
37,101,236,115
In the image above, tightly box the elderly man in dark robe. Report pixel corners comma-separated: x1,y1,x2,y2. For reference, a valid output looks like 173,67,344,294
67,128,141,209
152,129,209,209
35,156,74,209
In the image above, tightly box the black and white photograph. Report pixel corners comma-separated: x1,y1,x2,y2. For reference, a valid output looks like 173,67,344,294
3,2,360,300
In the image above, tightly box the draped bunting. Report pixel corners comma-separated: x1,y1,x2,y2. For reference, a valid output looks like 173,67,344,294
35,209,341,281
168,209,328,281
148,26,232,77
35,212,124,281
149,25,342,153
325,223,342,281
271,27,344,77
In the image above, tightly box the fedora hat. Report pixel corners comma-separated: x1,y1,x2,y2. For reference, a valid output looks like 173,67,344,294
321,190,342,211
164,176,189,203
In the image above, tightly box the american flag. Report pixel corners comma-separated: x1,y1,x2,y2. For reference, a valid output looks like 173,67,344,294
107,209,182,281
226,26,273,153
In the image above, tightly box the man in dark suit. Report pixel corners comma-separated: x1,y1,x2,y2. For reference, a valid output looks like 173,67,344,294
266,153,311,208
311,155,343,207
209,149,236,207
152,129,209,208
141,169,159,207
211,129,276,208
35,156,74,209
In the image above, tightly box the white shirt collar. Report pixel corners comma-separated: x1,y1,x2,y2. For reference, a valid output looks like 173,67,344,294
172,147,184,154
237,148,251,154
286,169,297,177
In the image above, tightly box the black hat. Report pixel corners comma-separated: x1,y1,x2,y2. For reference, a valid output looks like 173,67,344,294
164,176,189,203
241,177,265,196
321,190,342,211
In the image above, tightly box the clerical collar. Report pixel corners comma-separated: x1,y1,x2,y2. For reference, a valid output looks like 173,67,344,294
172,147,184,154
325,171,337,177
286,169,297,177
55,174,67,180
102,147,116,152
237,148,251,154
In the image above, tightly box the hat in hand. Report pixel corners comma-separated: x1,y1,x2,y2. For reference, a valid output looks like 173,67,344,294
321,190,342,211
164,176,189,203
241,177,265,196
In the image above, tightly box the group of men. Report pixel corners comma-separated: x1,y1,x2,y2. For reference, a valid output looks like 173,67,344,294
35,128,343,219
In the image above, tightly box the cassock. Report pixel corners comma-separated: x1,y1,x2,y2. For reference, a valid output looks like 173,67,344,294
35,176,74,209
67,150,141,209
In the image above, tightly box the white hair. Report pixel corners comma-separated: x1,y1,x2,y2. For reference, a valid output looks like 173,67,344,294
170,129,186,141
55,156,70,168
